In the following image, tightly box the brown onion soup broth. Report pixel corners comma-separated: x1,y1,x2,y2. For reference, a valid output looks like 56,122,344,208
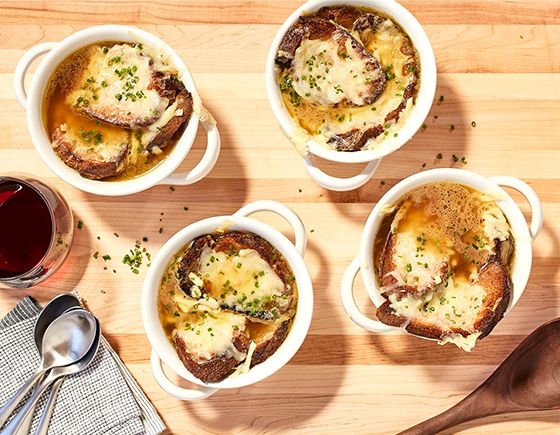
43,41,177,181
374,182,513,285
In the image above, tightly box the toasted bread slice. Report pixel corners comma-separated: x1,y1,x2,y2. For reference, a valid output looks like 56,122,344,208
174,332,249,384
169,288,290,382
171,296,250,383
143,90,192,151
67,44,170,128
378,202,451,296
315,6,385,31
67,43,194,139
275,17,385,107
376,259,511,349
247,320,290,367
177,231,297,322
51,125,129,179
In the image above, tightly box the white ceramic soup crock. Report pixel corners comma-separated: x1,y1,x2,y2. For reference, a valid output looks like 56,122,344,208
266,0,437,192
13,25,220,196
142,200,314,400
340,168,543,336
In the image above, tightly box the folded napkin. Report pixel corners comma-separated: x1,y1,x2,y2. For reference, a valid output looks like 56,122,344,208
0,297,165,435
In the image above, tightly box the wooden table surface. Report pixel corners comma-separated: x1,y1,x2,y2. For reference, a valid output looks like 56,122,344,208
1,1,559,433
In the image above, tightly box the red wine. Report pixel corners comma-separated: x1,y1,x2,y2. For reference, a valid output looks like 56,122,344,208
0,179,53,278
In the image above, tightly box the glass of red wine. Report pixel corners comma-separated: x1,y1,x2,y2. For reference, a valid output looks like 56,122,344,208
0,174,73,288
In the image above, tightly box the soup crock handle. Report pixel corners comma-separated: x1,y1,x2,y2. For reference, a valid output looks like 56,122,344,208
340,257,401,333
489,176,543,240
157,116,221,186
232,200,306,256
303,155,380,191
150,350,218,401
13,42,57,110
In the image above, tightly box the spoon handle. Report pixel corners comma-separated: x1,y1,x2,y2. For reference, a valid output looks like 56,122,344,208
34,378,64,435
0,370,45,427
397,388,498,434
0,372,56,435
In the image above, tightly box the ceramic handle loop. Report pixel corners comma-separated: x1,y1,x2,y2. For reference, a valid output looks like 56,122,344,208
157,117,221,186
232,200,307,256
13,42,56,110
303,155,381,192
150,350,218,401
489,176,543,240
340,257,401,333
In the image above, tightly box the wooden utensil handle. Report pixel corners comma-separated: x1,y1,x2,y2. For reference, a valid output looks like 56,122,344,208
398,392,491,434
398,406,466,434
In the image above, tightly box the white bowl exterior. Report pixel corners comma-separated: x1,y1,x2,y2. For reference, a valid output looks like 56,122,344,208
358,168,533,313
26,25,200,196
265,0,437,164
142,216,314,390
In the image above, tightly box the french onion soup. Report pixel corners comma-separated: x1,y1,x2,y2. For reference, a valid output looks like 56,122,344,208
275,5,420,152
44,41,193,180
373,182,514,351
158,231,297,383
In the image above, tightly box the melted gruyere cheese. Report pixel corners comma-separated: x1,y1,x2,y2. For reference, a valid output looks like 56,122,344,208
388,276,488,334
172,292,247,362
194,247,288,317
140,99,180,148
291,38,382,106
67,44,168,126
58,122,129,162
439,332,482,352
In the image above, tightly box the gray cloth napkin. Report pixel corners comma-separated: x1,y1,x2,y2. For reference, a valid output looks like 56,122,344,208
0,297,165,435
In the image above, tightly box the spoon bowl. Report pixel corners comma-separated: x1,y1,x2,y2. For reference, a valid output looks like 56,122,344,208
34,294,80,352
40,309,96,369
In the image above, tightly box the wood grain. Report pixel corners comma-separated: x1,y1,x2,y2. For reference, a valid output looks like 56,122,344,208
0,1,559,434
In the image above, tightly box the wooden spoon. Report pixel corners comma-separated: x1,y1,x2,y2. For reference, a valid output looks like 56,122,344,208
399,318,560,434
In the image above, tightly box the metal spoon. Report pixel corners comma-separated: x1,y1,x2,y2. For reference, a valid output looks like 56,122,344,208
2,315,101,435
34,306,86,435
0,309,96,429
17,295,81,434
